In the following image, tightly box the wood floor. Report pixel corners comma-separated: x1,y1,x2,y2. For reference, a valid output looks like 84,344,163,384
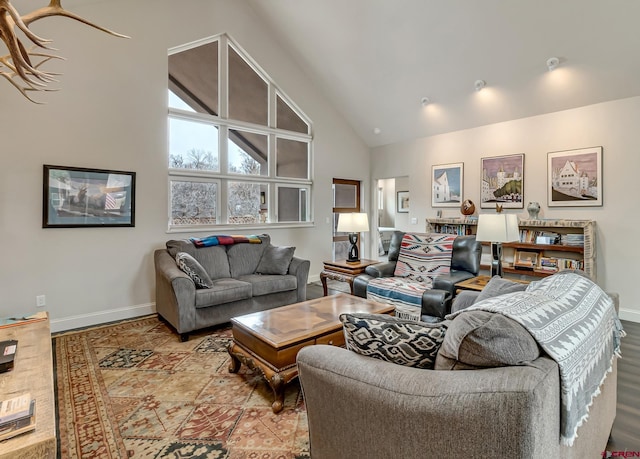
307,284,640,453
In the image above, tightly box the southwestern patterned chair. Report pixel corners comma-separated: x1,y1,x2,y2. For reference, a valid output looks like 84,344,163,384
353,231,481,321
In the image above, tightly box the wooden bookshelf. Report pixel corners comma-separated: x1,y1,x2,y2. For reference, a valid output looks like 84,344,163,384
426,217,596,281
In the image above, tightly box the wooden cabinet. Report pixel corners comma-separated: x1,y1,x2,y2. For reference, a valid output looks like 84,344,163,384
426,217,596,281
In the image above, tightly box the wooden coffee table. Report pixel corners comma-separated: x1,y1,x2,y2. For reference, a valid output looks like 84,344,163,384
228,293,394,413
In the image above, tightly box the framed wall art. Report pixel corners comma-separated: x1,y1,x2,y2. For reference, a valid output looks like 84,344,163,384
396,191,410,213
547,146,602,207
43,165,136,228
480,153,524,209
432,162,463,208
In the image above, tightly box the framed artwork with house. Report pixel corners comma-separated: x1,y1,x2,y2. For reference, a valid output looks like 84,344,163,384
480,153,524,209
43,165,136,228
547,146,603,207
432,162,463,208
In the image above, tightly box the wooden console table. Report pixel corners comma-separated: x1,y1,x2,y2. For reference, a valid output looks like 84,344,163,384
0,312,56,459
320,259,379,295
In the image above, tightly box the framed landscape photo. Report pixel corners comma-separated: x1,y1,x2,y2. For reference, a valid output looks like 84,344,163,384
432,162,463,208
397,191,410,213
547,146,602,207
480,153,524,209
43,165,136,228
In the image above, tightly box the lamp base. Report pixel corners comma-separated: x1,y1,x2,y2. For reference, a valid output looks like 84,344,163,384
346,233,360,263
490,242,503,277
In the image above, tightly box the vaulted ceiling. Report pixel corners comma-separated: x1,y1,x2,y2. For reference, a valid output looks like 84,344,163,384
248,0,640,147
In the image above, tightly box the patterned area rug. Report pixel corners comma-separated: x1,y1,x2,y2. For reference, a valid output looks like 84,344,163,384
53,315,309,458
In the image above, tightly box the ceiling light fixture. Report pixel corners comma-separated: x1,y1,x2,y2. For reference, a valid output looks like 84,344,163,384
420,97,430,106
474,80,486,92
373,127,381,135
546,57,560,71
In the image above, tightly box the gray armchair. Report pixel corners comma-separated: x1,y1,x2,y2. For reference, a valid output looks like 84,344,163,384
353,231,481,320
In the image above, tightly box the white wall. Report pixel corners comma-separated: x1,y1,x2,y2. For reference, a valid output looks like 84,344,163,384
0,0,370,331
370,96,640,322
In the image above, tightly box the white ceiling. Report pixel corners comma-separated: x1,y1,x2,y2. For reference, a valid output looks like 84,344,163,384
247,0,640,147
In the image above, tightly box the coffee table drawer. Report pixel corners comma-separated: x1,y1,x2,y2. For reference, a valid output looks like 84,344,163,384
315,329,345,347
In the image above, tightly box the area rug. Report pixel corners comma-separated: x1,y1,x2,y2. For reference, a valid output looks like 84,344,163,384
53,315,310,458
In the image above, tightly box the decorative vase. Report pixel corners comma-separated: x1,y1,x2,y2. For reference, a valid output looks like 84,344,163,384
527,202,540,220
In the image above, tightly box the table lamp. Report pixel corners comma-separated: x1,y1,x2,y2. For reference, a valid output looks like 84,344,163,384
475,214,520,277
337,213,369,263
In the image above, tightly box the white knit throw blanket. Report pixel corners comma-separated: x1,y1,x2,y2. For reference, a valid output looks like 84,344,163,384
449,272,624,446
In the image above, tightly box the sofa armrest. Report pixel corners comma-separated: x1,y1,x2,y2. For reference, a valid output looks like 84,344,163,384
433,270,476,296
365,261,396,278
154,249,197,334
289,256,310,302
298,345,560,459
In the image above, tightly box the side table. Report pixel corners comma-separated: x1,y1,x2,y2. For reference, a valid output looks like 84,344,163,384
320,259,379,296
455,275,529,293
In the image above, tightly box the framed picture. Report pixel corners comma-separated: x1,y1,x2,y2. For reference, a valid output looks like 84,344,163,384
432,162,463,208
547,146,602,207
480,153,524,209
43,165,136,228
513,250,538,270
397,191,410,213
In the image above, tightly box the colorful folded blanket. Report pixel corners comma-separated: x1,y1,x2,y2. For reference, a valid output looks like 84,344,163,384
190,234,262,248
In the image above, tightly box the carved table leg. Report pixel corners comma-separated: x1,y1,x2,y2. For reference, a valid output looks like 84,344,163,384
227,345,242,373
320,271,329,296
269,373,285,414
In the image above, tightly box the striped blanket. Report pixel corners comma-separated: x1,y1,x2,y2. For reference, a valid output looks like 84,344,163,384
447,272,625,446
190,234,262,248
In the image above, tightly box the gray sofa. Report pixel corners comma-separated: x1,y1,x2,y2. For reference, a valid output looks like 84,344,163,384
298,275,619,459
154,234,310,341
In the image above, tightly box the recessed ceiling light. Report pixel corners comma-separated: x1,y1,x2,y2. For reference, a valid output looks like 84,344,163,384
474,79,486,91
373,127,381,135
420,97,430,106
546,57,560,71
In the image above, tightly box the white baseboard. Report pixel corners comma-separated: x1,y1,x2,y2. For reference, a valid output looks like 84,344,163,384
50,303,156,333
308,274,320,283
619,308,640,323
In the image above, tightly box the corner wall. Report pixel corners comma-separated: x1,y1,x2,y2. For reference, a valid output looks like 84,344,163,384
370,96,640,322
0,0,370,331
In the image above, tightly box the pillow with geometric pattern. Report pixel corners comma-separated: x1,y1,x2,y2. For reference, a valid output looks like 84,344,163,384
340,313,448,369
175,252,214,289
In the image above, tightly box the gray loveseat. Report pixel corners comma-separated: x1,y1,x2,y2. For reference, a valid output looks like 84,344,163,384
298,273,620,458
154,234,310,341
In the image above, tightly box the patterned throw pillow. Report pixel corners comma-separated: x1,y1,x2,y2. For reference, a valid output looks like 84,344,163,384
175,252,214,289
393,233,456,283
340,313,448,369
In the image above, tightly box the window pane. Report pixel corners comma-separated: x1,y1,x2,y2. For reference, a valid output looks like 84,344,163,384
228,182,261,224
334,184,357,208
278,186,309,222
276,138,308,179
168,89,195,112
169,118,219,171
229,129,267,176
228,46,268,126
168,41,218,115
277,95,309,134
171,180,217,225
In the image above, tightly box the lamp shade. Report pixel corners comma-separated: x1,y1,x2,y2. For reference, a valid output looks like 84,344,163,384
475,214,519,243
337,213,369,233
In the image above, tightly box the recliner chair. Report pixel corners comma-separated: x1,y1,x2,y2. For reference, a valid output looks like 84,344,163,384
353,231,482,321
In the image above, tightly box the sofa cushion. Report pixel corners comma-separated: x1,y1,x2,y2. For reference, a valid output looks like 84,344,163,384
167,239,231,280
435,310,540,370
194,278,252,308
393,233,456,283
475,276,528,303
256,245,295,275
175,252,214,289
340,313,447,369
227,234,270,277
238,274,297,296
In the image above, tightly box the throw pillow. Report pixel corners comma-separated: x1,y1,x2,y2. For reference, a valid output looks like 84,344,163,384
175,252,214,289
474,276,528,303
256,245,295,275
340,313,448,370
436,310,540,369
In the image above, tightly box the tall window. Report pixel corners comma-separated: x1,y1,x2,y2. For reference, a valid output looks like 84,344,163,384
167,34,312,230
